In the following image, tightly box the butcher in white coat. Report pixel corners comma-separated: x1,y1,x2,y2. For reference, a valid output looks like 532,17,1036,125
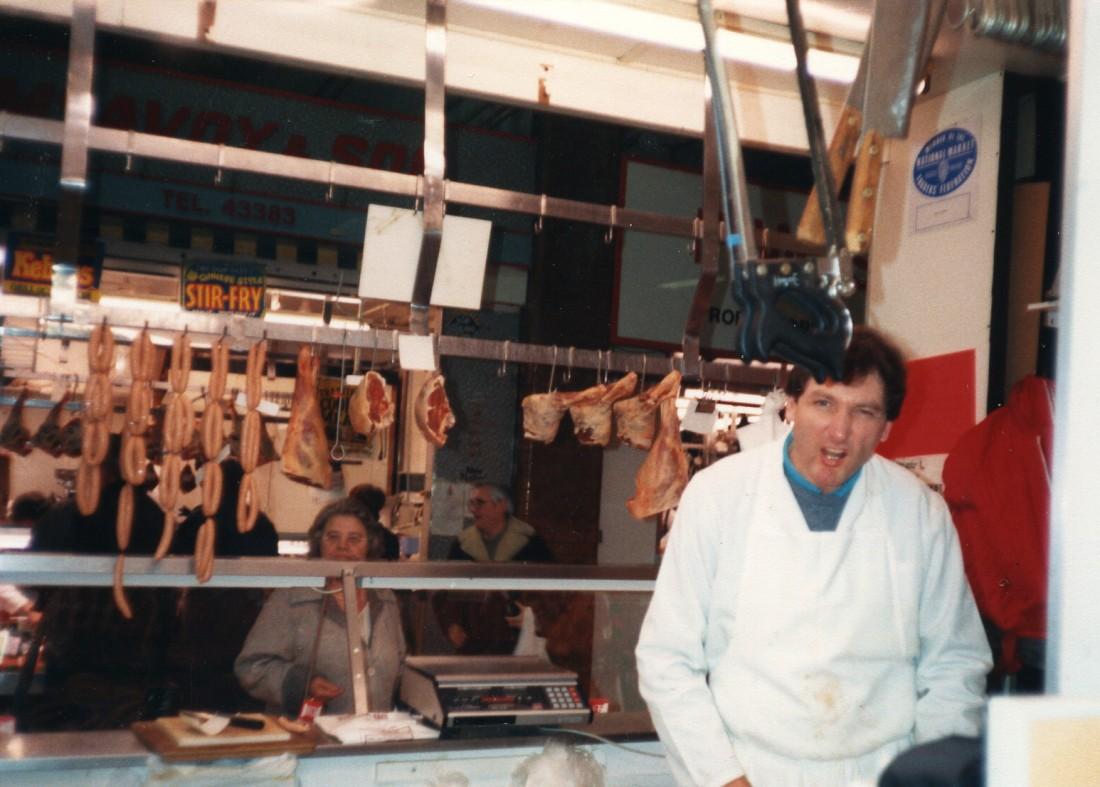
636,327,991,787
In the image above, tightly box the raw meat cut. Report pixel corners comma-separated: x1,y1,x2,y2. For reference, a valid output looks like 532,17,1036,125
614,370,682,450
349,370,395,436
281,346,333,489
31,392,72,457
415,372,456,448
521,391,568,443
626,397,688,519
565,372,637,446
0,388,32,456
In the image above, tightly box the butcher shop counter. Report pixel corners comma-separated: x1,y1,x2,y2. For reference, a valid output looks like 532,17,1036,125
0,712,674,785
0,554,667,784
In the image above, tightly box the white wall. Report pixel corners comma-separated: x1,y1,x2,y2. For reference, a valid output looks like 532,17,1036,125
868,70,1005,421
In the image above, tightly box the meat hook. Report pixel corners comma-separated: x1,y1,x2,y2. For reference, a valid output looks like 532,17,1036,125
498,340,510,378
547,345,558,393
534,193,546,234
330,329,349,462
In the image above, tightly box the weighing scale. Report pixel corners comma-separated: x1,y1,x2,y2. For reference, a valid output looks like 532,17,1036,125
400,655,591,737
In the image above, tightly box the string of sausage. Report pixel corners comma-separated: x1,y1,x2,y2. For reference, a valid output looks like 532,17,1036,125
154,333,193,560
114,328,157,619
196,338,230,583
77,323,115,517
237,339,267,533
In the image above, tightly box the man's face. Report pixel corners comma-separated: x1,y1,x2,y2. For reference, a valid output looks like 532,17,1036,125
468,487,508,535
785,372,893,494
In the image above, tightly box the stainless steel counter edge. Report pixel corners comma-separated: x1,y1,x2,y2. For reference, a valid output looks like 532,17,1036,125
0,714,659,772
0,554,659,592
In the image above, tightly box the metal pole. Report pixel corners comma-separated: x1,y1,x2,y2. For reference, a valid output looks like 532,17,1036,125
342,568,370,713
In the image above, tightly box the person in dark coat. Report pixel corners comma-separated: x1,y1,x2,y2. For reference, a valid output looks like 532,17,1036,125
25,434,176,731
434,484,552,655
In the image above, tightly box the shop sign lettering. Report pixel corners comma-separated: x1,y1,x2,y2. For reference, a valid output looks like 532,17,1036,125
1,234,102,299
180,260,265,317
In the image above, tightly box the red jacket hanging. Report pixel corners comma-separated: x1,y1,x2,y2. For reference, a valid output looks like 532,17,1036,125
942,375,1053,673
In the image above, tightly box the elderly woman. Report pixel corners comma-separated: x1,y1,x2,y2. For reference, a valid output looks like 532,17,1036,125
234,499,405,716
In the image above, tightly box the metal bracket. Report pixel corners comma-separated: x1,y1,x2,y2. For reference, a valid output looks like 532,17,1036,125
55,0,96,276
409,0,447,337
698,0,853,381
681,77,723,378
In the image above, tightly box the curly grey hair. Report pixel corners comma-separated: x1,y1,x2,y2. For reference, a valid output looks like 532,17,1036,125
510,742,605,787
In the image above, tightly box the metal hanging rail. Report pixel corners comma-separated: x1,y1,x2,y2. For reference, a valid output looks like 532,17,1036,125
0,297,781,388
0,553,659,592
0,111,822,255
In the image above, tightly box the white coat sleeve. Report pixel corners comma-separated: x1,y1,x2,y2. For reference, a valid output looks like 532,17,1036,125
914,494,993,742
636,472,745,787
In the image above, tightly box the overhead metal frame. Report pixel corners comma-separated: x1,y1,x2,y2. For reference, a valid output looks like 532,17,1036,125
0,297,782,388
0,109,822,251
0,553,658,592
409,0,448,337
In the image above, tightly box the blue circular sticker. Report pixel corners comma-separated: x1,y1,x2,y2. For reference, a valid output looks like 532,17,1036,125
912,128,978,197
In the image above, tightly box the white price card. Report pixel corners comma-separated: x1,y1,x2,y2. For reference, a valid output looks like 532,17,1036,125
681,399,718,435
397,334,437,371
234,391,281,416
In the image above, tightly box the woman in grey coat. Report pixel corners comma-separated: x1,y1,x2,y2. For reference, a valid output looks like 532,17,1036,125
235,499,406,716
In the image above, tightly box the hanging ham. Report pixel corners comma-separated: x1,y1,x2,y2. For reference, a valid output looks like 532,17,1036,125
31,391,72,457
281,345,333,489
626,397,688,519
565,372,637,446
349,370,395,437
614,370,682,450
59,413,83,457
415,372,456,448
0,388,32,456
521,391,569,443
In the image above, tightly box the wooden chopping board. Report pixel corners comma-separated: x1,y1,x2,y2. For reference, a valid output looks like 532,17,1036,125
132,715,319,762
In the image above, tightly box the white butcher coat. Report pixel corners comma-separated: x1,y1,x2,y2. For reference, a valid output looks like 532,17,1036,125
635,439,991,787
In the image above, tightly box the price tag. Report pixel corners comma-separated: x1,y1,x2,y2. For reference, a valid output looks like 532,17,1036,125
397,334,437,371
681,399,718,434
234,390,281,416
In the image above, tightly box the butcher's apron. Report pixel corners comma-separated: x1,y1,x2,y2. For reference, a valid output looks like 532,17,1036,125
720,477,917,786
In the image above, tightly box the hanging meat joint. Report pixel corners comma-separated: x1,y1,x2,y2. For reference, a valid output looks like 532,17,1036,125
565,372,638,447
0,388,33,456
349,370,395,437
282,345,333,489
614,370,682,450
414,372,456,448
521,390,568,444
626,397,689,520
31,391,72,457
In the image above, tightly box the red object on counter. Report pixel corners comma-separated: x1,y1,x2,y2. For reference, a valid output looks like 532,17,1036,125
297,697,323,725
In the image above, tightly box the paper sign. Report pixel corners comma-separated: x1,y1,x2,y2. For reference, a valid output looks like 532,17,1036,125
233,391,281,416
358,205,491,310
397,334,437,371
681,400,718,435
181,260,265,317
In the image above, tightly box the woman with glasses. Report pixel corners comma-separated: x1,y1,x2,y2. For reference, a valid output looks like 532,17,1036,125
234,499,406,716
